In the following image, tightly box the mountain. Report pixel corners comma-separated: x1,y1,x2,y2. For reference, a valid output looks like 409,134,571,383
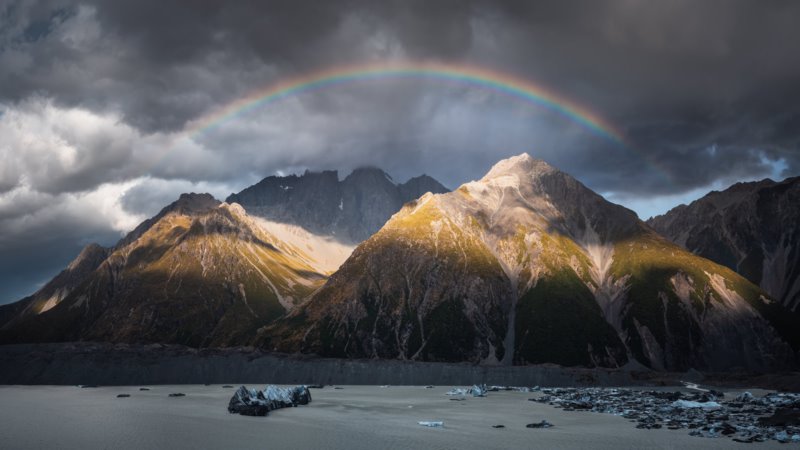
0,166,446,347
647,177,800,312
0,243,108,329
226,168,449,243
261,154,798,371
0,193,330,347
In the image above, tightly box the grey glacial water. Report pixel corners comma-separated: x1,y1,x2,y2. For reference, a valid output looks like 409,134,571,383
0,385,784,450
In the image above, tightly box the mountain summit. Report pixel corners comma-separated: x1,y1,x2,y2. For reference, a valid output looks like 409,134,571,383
226,168,449,243
263,153,796,371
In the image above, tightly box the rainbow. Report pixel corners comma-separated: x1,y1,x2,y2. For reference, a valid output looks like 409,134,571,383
183,61,629,146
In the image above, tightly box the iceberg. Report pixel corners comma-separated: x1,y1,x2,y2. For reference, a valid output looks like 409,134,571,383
228,385,312,416
446,384,488,397
418,421,443,427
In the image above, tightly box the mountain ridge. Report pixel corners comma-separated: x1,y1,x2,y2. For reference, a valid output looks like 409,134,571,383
0,193,329,346
226,168,449,243
648,176,800,311
1,157,796,373
261,154,797,371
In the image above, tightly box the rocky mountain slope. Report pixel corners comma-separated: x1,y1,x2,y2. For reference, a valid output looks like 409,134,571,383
262,154,798,371
226,168,449,243
0,193,329,347
0,243,109,329
648,177,800,312
0,166,447,347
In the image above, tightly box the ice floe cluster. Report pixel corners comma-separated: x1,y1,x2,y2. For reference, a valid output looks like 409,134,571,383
446,384,533,397
227,385,312,416
530,387,800,443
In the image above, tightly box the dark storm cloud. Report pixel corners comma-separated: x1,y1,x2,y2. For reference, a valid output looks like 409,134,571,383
1,0,800,303
3,0,797,192
472,0,800,194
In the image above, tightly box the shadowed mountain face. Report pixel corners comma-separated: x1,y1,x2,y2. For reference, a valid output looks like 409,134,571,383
0,193,329,347
226,169,449,243
648,177,800,312
263,154,798,371
0,244,109,329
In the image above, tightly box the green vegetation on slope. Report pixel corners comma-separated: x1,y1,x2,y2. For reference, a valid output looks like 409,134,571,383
514,267,626,367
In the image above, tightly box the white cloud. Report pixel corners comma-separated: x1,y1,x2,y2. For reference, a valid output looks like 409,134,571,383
0,180,144,246
0,97,142,193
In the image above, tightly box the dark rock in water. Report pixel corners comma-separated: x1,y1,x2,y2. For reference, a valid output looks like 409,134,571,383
116,394,130,398
307,384,324,389
635,419,662,430
492,425,505,428
139,388,150,391
222,385,234,388
79,385,98,388
228,385,312,417
758,407,800,426
526,420,553,429
334,387,344,390
707,390,725,400
168,393,185,397
650,391,682,401
425,386,434,389
719,422,737,435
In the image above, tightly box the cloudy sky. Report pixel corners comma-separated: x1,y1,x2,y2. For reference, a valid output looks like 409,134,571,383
1,0,799,304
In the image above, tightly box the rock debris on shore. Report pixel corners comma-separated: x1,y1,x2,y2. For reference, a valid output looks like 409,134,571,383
530,387,800,443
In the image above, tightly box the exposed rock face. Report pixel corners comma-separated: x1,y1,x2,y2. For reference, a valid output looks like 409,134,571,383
0,193,328,347
647,177,800,312
226,168,449,243
263,154,797,371
0,243,109,328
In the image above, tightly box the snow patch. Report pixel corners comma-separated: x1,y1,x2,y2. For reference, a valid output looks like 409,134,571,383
253,218,355,274
705,272,749,312
580,221,629,343
39,292,62,313
670,273,693,303
633,318,665,371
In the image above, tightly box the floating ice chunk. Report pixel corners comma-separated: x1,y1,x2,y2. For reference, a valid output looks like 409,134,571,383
671,400,721,409
446,388,469,396
470,384,487,397
418,421,443,427
447,384,488,397
774,431,790,443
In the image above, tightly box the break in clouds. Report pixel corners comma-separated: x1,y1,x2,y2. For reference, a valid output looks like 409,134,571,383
1,0,799,302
